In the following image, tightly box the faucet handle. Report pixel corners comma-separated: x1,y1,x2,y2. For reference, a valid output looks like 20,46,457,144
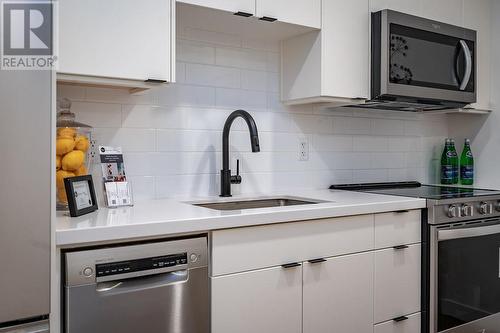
231,159,242,184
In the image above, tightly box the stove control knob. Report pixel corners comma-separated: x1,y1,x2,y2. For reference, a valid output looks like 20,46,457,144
461,204,473,217
479,202,493,215
447,205,459,218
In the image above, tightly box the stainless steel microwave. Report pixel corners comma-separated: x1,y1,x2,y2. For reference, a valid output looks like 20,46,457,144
370,10,477,111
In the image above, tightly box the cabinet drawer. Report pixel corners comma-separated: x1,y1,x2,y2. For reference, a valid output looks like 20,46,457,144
211,215,374,276
374,313,421,333
374,244,421,323
374,210,421,249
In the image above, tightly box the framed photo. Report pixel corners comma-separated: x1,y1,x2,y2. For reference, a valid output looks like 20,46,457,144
64,175,98,217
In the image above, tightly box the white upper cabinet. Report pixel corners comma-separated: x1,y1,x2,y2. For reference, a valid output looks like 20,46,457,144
282,0,369,105
420,0,463,26
256,0,321,28
58,0,175,89
369,0,420,16
463,0,491,110
177,0,255,15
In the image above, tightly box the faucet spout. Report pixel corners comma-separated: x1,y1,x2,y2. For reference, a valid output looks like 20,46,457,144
220,110,260,197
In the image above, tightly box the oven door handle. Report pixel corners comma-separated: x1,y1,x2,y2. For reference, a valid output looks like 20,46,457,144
458,40,472,91
96,270,189,295
438,223,500,241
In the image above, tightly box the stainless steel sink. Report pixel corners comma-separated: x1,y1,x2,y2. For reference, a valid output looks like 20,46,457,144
193,197,325,211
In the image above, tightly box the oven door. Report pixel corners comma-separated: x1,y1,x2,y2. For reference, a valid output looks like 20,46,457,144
377,10,476,104
430,221,500,333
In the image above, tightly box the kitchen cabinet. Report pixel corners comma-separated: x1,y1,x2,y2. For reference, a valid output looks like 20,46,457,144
463,0,491,111
256,0,321,28
211,265,302,333
281,0,370,105
179,0,320,28
420,0,463,26
58,0,175,91
369,0,420,16
177,0,255,16
211,210,422,331
374,313,421,333
374,244,421,323
303,252,374,333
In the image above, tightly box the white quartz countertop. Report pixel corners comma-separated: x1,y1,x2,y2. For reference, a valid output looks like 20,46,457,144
56,189,426,247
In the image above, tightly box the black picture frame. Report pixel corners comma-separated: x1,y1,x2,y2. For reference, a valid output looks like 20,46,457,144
64,175,98,217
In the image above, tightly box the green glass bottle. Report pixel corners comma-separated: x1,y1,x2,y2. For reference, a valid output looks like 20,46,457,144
460,138,474,185
450,139,459,184
441,138,453,185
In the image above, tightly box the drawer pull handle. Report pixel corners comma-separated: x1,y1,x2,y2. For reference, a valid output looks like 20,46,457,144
393,316,409,322
234,11,253,17
393,245,409,250
308,258,326,264
282,262,301,269
144,78,167,83
395,210,410,214
259,16,277,22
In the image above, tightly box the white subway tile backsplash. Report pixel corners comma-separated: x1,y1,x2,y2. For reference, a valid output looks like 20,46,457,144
72,101,122,128
177,40,215,64
353,136,388,152
58,27,449,199
185,63,240,88
157,129,221,152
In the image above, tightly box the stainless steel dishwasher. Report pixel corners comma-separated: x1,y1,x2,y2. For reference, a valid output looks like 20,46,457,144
64,236,209,333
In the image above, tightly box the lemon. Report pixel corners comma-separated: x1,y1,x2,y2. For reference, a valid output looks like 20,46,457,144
56,137,75,156
74,135,90,152
56,155,61,170
56,170,75,189
75,164,88,176
57,127,76,139
62,150,85,171
57,187,68,204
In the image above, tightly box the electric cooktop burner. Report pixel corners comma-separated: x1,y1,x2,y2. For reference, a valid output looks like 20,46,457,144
329,181,500,200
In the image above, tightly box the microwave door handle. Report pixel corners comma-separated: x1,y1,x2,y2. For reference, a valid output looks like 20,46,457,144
458,40,472,91
96,270,189,296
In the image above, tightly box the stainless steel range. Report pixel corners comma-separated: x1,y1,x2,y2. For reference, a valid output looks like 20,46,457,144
330,182,500,333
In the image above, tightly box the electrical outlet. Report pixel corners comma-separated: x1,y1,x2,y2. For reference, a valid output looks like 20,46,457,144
89,139,98,164
298,138,309,161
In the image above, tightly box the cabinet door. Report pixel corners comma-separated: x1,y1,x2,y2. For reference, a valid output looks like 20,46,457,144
256,0,321,28
463,0,491,110
374,244,421,323
321,0,369,100
177,0,255,15
303,252,374,333
59,0,172,82
420,0,463,26
212,265,302,333
369,0,421,15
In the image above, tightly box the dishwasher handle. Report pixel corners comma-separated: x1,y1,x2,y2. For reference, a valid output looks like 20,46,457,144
96,270,189,296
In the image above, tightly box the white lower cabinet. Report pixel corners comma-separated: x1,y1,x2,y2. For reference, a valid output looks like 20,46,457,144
374,244,421,323
374,313,421,333
211,265,303,333
211,210,422,332
303,252,374,333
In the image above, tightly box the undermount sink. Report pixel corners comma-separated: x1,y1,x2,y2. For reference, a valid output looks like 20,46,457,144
193,197,326,211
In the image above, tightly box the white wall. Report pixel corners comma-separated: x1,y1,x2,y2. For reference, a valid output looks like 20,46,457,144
57,28,449,201
448,1,500,189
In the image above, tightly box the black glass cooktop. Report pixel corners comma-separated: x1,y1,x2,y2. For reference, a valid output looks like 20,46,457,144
330,182,500,200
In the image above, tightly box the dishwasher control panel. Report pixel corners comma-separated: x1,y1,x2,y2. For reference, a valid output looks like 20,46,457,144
96,253,188,278
65,237,208,287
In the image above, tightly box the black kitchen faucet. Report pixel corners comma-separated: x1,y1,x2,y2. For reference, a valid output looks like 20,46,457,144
220,110,260,197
